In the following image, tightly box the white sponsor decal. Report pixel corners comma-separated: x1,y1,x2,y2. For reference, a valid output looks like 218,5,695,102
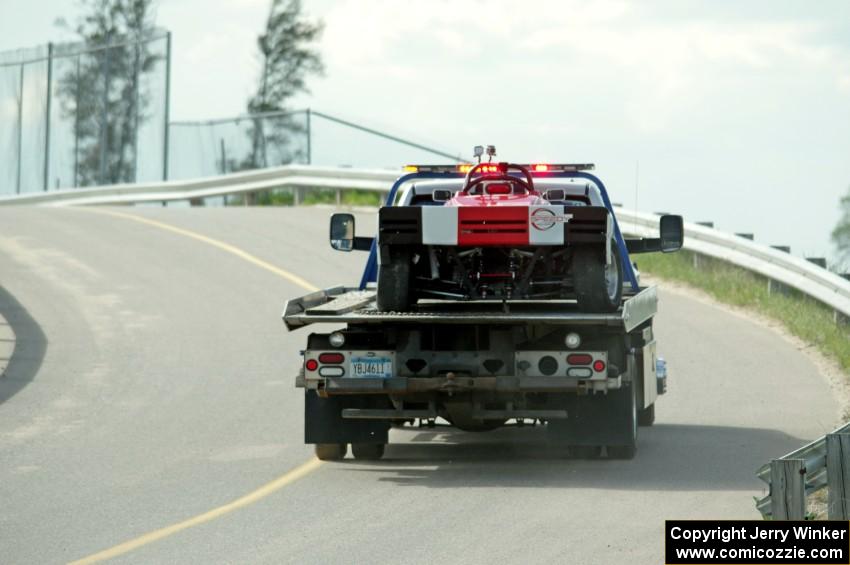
530,207,572,231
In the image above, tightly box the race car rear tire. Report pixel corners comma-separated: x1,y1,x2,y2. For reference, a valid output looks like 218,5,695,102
573,240,623,313
377,247,412,311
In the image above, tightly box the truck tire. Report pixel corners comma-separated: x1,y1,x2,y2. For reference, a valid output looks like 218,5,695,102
573,240,623,313
315,443,347,461
377,247,412,312
606,381,637,459
351,443,386,460
638,403,655,427
571,446,602,459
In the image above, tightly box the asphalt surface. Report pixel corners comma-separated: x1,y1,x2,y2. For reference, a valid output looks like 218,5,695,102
0,206,839,565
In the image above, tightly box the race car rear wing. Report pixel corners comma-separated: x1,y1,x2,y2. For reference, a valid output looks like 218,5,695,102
356,168,641,291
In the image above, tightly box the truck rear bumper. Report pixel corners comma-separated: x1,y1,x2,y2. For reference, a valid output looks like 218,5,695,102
298,374,621,395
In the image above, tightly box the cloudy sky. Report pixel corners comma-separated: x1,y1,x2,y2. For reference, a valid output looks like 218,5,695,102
2,0,850,263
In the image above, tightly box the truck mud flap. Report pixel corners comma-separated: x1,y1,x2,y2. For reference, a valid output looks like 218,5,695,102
304,390,390,445
546,382,636,446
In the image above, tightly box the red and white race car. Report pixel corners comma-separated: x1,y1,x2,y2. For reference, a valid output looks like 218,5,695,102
376,160,627,312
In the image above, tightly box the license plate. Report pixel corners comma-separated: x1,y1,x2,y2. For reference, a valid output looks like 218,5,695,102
350,356,393,378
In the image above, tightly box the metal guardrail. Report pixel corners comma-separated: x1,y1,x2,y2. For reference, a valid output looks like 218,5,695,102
614,209,850,320
754,421,850,519
3,165,850,323
0,165,398,207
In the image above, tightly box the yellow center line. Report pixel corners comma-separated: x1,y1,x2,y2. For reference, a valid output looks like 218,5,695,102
69,458,323,565
89,208,319,292
69,208,326,564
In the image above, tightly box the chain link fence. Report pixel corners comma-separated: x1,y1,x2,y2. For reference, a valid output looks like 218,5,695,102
0,30,170,195
168,109,462,180
168,110,309,180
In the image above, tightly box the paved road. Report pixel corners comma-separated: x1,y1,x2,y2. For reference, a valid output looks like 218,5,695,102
0,207,839,564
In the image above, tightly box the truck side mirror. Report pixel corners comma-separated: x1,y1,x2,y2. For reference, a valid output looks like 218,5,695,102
543,189,565,201
433,189,452,202
330,213,355,252
660,215,684,253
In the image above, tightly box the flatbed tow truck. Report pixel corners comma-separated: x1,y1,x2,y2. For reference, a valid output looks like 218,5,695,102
283,156,683,461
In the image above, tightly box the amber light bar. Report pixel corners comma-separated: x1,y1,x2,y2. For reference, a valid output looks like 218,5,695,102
403,163,595,174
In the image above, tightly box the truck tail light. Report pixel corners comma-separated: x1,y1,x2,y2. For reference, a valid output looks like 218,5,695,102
305,359,318,371
567,354,592,365
319,353,345,364
593,360,606,373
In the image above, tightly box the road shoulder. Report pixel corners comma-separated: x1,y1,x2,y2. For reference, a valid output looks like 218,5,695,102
647,275,850,424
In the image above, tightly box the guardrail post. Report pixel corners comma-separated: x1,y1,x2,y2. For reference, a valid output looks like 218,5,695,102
768,279,792,297
828,433,850,519
770,458,806,520
335,187,341,206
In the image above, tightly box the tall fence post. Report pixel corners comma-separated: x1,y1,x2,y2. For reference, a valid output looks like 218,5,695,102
99,36,111,185
827,433,850,519
306,108,312,165
15,63,24,194
73,54,81,188
131,40,141,183
43,42,53,192
162,31,172,181
770,458,806,520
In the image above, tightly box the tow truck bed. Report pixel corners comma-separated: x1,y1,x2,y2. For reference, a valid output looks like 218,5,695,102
283,285,658,332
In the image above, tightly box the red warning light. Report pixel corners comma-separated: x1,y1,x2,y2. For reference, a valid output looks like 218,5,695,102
592,360,607,373
532,164,550,172
305,359,319,371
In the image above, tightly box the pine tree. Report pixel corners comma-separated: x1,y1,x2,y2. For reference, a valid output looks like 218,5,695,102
244,0,323,169
57,0,161,186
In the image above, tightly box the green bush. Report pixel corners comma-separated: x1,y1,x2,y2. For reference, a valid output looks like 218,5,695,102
637,250,850,372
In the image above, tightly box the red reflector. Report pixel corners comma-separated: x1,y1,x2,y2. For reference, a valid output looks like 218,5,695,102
593,360,606,373
319,353,345,364
305,359,318,371
567,354,592,365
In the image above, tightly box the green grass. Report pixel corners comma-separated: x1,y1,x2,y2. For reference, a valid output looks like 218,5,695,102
231,188,384,207
637,250,850,372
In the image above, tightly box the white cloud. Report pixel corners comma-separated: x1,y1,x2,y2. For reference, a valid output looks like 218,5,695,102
316,0,850,133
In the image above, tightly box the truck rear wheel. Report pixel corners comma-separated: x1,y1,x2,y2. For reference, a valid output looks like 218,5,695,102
571,446,602,459
315,443,348,461
351,443,385,460
638,404,655,426
377,247,412,312
573,240,623,313
606,381,638,459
